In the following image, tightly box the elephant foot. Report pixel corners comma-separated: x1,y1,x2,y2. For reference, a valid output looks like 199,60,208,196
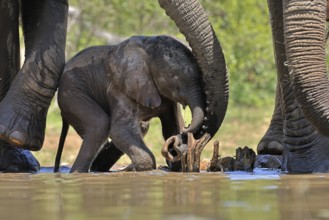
0,70,55,150
0,141,40,173
257,127,283,155
118,163,136,172
125,157,156,171
0,99,47,150
114,163,153,172
284,134,329,173
254,154,282,169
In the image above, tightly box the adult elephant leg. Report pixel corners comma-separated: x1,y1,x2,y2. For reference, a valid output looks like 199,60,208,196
262,0,329,172
257,0,288,156
0,0,68,150
281,0,329,172
0,0,20,98
257,82,283,155
0,1,39,172
283,0,329,136
281,88,329,172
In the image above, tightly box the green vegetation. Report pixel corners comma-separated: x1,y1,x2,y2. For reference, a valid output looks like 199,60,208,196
33,0,278,166
204,0,277,106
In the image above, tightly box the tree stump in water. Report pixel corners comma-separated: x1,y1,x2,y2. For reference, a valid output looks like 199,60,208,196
162,135,257,172
207,144,256,172
234,146,256,171
207,140,235,172
182,133,211,172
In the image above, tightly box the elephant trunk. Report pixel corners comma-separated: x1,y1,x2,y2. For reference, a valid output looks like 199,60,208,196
283,0,329,136
183,91,205,134
158,0,229,139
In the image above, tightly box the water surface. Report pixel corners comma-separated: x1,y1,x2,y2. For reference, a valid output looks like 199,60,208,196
0,168,328,220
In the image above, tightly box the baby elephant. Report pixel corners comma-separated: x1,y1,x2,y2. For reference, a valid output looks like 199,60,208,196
55,35,206,172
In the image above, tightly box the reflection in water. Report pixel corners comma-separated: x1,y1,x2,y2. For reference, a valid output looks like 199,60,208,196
0,170,328,220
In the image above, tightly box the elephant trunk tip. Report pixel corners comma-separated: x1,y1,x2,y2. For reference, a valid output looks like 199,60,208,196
182,106,204,134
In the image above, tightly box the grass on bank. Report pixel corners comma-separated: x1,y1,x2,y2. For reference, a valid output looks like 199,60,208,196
33,101,274,167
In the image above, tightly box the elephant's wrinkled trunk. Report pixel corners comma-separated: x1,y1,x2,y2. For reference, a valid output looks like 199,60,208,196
283,0,329,136
183,94,205,134
159,0,229,140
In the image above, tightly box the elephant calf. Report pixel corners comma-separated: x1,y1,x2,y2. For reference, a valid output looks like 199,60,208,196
54,35,207,172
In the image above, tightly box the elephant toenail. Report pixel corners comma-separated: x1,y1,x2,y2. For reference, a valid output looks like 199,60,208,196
8,131,26,147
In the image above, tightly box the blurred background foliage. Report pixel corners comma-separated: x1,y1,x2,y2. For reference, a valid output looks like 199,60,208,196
66,0,276,107
37,0,279,166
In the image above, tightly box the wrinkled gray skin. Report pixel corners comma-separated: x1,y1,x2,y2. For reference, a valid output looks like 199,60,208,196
1,0,228,173
0,0,67,172
56,36,209,173
89,121,150,172
258,0,329,173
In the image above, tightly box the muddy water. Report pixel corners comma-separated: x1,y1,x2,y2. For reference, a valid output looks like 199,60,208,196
0,169,328,220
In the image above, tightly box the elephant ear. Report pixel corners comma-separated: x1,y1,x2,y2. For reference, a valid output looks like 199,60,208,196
109,39,161,109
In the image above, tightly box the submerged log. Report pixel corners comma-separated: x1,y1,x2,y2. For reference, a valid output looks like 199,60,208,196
162,135,259,172
208,140,221,172
207,141,235,172
183,133,211,172
234,146,256,171
207,145,256,172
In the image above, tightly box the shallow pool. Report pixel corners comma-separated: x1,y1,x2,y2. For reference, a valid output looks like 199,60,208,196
0,168,328,220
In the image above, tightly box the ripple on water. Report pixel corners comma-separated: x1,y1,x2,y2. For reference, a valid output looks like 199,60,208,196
0,168,328,220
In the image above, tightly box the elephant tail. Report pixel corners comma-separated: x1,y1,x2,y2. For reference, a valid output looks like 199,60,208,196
54,116,69,172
